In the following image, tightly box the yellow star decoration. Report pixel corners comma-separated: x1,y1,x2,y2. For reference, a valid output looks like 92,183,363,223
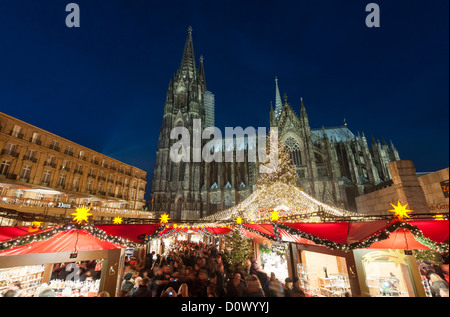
32,221,42,228
363,250,408,267
389,201,413,221
236,217,243,224
159,213,170,224
387,249,408,267
71,205,92,224
113,217,123,224
29,221,42,232
270,211,279,222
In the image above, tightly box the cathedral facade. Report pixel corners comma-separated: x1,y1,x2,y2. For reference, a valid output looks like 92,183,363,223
151,28,399,220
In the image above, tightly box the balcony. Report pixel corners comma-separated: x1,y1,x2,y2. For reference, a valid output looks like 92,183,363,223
64,149,73,156
30,138,42,146
22,155,37,163
60,166,71,172
0,173,18,180
97,176,106,182
1,149,19,158
43,162,57,168
9,130,24,139
74,170,83,175
0,195,155,221
49,145,60,152
87,173,96,178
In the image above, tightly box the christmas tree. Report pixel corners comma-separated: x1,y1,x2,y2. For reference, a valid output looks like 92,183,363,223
257,131,298,188
223,228,252,270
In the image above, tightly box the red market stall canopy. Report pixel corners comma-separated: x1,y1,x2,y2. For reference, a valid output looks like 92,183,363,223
0,225,136,256
93,220,448,252
0,226,30,241
241,220,449,252
95,224,161,243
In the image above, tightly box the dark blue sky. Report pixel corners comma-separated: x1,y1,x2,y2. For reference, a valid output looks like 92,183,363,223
0,0,448,200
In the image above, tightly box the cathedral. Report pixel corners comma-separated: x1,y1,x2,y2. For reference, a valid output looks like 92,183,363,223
150,27,400,220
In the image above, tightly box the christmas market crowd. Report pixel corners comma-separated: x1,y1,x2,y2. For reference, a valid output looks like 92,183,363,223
119,241,306,298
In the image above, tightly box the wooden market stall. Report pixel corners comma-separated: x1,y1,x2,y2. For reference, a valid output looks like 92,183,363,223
0,225,131,297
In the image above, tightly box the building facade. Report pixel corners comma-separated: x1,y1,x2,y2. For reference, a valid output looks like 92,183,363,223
270,78,400,211
151,27,400,220
0,112,150,225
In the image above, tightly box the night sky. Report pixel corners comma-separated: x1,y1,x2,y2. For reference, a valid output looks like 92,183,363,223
0,0,448,201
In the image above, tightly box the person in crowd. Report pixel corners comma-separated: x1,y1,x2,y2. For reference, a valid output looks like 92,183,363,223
256,269,269,295
132,277,153,297
120,272,135,296
244,274,265,297
178,283,191,297
207,272,226,297
164,273,182,293
226,272,246,297
292,278,307,297
98,291,110,297
250,258,260,276
130,276,143,296
429,273,449,297
3,289,17,297
284,277,294,297
160,287,178,297
267,272,284,297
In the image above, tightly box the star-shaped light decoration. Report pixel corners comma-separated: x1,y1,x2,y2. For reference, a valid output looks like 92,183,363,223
270,211,280,222
71,205,92,224
387,249,408,267
29,221,43,232
236,217,243,224
113,217,123,224
159,213,170,224
389,201,413,221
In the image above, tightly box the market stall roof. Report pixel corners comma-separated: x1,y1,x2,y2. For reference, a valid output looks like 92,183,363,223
95,224,161,243
0,226,30,241
0,228,126,256
198,181,365,225
241,220,449,251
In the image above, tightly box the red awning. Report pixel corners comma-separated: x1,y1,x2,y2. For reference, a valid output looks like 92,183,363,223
410,220,449,243
282,222,350,243
368,229,430,250
95,224,161,243
0,229,125,256
0,226,30,241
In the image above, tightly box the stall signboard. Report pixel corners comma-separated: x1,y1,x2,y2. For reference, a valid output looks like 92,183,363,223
441,180,449,198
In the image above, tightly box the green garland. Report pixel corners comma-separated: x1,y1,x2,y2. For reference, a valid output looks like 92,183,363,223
0,223,140,252
242,221,449,253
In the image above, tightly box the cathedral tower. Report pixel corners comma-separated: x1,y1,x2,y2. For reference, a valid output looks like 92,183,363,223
151,26,209,220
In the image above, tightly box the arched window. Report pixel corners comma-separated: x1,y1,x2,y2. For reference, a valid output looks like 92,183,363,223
284,137,303,166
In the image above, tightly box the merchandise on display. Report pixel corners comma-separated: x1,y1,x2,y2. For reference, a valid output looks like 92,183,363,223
0,265,45,297
49,279,100,297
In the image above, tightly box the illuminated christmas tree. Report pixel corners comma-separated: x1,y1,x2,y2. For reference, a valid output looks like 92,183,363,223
257,131,298,189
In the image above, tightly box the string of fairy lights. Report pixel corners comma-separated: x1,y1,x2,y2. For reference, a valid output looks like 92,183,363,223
0,196,448,254
197,181,366,226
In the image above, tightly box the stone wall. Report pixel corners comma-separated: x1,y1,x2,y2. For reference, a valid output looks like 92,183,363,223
355,160,437,215
419,167,449,213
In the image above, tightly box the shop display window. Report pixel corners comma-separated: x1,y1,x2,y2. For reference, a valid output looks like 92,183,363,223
359,250,418,297
297,250,351,297
0,265,45,297
49,260,103,297
259,243,289,281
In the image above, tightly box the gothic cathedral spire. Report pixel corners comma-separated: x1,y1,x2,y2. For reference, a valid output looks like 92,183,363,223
179,26,196,79
274,76,283,121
